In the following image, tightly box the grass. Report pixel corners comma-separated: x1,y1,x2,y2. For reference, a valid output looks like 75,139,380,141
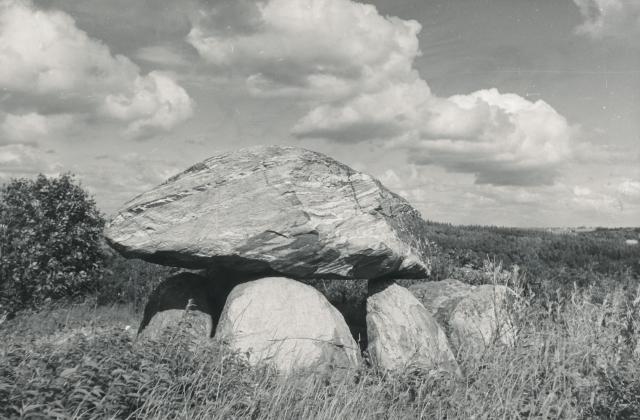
2,274,640,419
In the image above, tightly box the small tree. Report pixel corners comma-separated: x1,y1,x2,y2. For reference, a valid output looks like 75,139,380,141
0,174,106,313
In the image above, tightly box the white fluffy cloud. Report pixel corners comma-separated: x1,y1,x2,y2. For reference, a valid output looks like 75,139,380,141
617,179,640,197
0,0,193,139
102,72,194,138
294,84,575,184
1,112,73,144
188,0,421,99
374,162,640,225
573,0,640,38
571,186,621,213
292,80,431,141
0,1,134,94
190,0,577,186
0,144,60,180
409,89,575,186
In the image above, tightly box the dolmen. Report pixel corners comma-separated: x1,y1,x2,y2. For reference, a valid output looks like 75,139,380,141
104,145,515,375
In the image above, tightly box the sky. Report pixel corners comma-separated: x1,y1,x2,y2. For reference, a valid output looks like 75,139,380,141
0,0,638,227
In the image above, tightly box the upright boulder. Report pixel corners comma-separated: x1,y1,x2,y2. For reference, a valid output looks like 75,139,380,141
215,277,360,373
139,309,212,344
138,272,214,340
409,280,517,354
366,282,459,374
138,272,211,335
104,146,431,280
408,279,472,315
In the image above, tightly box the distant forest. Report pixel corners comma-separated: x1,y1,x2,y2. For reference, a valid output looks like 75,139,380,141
423,222,640,298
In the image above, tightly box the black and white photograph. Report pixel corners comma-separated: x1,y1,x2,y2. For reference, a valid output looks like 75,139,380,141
0,0,639,418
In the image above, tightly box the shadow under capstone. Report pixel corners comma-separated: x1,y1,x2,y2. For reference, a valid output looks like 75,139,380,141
306,278,375,351
139,272,400,353
330,299,368,350
138,272,214,335
138,269,265,337
367,277,396,295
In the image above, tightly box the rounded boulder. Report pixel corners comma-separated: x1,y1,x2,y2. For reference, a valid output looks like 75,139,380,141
367,282,460,375
409,280,518,354
215,277,360,374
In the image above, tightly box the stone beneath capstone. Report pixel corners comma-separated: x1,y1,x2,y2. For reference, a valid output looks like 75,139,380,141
138,272,213,335
215,277,360,373
138,271,246,338
104,145,431,280
408,279,472,317
408,279,517,354
138,309,212,343
366,282,460,374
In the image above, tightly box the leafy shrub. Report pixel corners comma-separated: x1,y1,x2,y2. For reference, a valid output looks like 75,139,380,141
96,253,176,311
0,174,105,313
421,221,640,303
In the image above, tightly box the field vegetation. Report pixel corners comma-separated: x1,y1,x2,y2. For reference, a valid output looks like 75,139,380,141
1,174,639,418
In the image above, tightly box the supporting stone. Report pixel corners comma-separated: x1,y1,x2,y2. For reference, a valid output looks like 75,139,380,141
366,280,460,375
138,272,214,337
409,280,517,355
215,277,361,374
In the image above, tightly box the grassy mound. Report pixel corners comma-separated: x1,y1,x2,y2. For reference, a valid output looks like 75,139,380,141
2,284,640,419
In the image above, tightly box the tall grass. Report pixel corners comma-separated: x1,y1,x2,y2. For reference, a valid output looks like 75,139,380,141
2,275,640,419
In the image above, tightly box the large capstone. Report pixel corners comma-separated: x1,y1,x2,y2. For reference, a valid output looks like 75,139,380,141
215,277,360,373
104,146,431,280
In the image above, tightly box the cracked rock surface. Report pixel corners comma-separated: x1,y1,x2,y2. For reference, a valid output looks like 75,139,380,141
409,279,518,354
367,283,460,374
104,145,431,279
215,277,360,373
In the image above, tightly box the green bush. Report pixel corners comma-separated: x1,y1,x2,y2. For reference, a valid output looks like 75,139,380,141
97,254,176,311
0,174,106,313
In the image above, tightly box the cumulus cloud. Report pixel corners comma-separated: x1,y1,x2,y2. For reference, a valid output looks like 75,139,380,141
102,72,194,138
571,186,621,213
1,112,73,144
465,181,635,224
0,143,60,180
617,179,640,197
292,79,430,141
187,0,421,99
293,80,576,185
293,79,575,186
189,0,578,186
372,162,640,226
573,0,640,39
0,0,193,139
409,89,575,186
